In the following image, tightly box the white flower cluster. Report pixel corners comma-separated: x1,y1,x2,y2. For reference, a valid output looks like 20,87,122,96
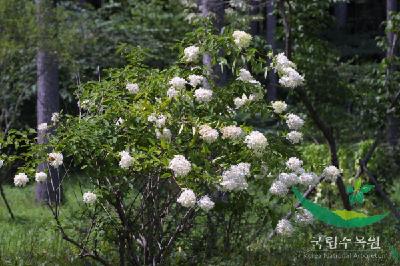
232,30,252,49
220,163,251,191
167,87,179,98
51,112,60,124
220,126,243,140
322,165,341,182
286,114,304,130
177,189,196,207
199,125,219,143
194,88,213,103
286,131,303,144
116,117,124,126
38,123,48,132
278,172,298,187
48,152,63,168
236,69,260,85
286,157,303,173
197,195,215,211
294,207,314,225
271,101,287,114
299,172,320,186
0,159,3,168
244,131,268,153
148,113,167,128
119,151,133,169
188,75,204,87
176,190,215,211
126,83,139,94
275,219,294,236
233,94,257,109
169,77,187,90
156,128,172,142
274,53,304,89
269,180,289,196
184,45,200,62
83,191,97,204
35,172,47,183
169,155,192,177
14,173,29,187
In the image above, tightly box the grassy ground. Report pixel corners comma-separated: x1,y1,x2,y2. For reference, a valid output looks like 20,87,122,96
0,182,86,266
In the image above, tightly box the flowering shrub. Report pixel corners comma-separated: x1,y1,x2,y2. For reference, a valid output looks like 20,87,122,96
9,26,338,264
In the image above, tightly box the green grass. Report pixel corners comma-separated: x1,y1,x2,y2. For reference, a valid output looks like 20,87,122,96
0,182,87,266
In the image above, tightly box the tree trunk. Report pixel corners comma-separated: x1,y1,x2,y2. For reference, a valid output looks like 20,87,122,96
200,0,228,87
386,0,399,148
266,0,277,101
334,2,347,28
250,0,260,36
35,0,61,203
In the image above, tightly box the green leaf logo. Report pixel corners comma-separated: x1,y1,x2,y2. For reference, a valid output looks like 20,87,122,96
292,187,388,228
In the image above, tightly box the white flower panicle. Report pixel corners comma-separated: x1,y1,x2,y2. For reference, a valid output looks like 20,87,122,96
286,157,303,172
38,123,48,132
221,126,243,140
188,74,204,87
126,83,139,94
199,125,219,143
275,53,296,71
271,101,287,114
278,172,298,187
0,159,3,168
232,30,252,49
322,165,341,182
233,94,252,109
156,128,172,142
169,77,187,89
274,53,304,89
198,195,215,211
286,114,304,130
275,219,294,236
299,172,319,186
183,45,200,62
14,173,29,187
167,87,179,98
51,112,60,123
244,131,268,153
220,163,251,191
269,180,289,196
83,192,97,204
35,172,47,183
148,113,167,128
294,207,314,225
236,69,260,85
119,151,133,169
286,131,303,144
48,152,63,168
169,155,192,177
279,67,305,88
194,88,213,103
177,189,196,208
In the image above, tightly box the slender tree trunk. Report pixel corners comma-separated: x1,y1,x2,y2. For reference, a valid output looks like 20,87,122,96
266,0,277,101
250,0,260,36
334,2,347,29
386,0,399,148
35,0,61,203
200,0,228,87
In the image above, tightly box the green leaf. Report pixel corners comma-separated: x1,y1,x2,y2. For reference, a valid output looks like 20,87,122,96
355,192,364,204
360,184,375,193
354,178,362,191
346,186,354,194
